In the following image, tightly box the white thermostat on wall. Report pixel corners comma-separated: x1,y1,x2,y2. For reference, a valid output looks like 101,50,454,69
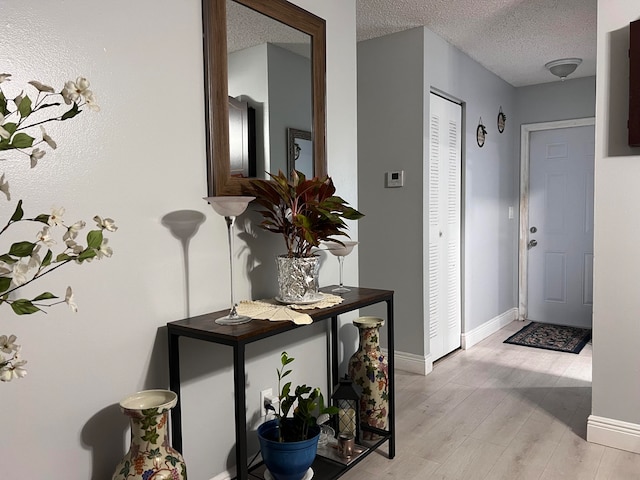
385,170,404,188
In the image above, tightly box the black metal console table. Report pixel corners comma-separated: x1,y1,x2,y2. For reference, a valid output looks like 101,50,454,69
167,286,395,480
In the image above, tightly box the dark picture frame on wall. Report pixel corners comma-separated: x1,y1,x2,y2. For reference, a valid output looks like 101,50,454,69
630,19,640,146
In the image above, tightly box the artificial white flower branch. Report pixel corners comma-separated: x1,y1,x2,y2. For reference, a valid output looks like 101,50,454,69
0,73,114,382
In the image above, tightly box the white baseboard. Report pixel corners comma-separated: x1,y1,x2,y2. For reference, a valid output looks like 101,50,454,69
382,348,432,376
210,468,233,480
461,308,518,350
587,415,640,453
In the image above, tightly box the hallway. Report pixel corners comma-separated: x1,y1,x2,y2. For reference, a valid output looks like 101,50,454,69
343,321,640,479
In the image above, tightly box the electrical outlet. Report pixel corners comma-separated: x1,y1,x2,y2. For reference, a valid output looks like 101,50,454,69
260,388,273,416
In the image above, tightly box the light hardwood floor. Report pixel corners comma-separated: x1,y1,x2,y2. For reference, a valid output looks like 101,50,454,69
342,321,640,480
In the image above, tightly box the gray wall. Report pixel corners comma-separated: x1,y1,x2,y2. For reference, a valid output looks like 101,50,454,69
358,27,518,358
268,43,312,175
515,76,597,126
358,28,427,355
422,27,518,337
229,43,313,176
228,44,268,175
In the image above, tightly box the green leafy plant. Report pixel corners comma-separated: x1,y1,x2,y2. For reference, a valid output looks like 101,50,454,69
267,351,338,442
249,170,364,258
0,73,115,382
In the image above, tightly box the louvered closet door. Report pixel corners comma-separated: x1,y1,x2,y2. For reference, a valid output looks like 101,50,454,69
428,93,461,361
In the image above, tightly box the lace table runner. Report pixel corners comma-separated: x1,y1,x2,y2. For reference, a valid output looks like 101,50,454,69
236,293,344,325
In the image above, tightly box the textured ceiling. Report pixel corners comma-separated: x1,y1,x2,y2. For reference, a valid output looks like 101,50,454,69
227,0,310,57
356,0,597,87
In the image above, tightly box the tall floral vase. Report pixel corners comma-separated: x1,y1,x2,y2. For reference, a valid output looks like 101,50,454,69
347,316,389,440
112,389,187,480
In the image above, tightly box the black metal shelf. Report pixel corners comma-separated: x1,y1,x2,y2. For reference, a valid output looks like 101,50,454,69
167,286,395,480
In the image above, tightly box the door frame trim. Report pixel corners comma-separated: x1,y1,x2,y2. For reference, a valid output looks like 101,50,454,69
518,117,595,321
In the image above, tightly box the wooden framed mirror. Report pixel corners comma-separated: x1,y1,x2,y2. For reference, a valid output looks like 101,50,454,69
202,0,326,196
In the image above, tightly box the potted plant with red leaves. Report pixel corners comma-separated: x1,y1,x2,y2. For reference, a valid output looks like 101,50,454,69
249,170,363,303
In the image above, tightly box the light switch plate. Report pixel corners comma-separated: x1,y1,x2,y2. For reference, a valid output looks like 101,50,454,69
385,170,404,188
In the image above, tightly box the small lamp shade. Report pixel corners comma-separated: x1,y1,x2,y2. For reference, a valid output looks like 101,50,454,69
203,196,255,217
332,376,360,440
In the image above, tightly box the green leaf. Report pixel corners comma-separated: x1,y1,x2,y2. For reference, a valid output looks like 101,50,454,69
41,249,52,267
166,455,180,467
86,229,103,249
18,95,32,118
10,132,34,149
32,292,57,301
0,277,10,293
56,253,72,262
141,428,160,444
0,254,16,264
10,299,41,315
8,241,35,257
2,122,16,135
146,448,161,460
76,249,97,262
2,122,18,135
118,460,131,477
33,214,50,224
61,102,80,120
10,200,23,222
0,91,8,116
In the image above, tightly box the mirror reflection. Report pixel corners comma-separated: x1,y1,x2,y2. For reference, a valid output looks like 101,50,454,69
226,0,312,178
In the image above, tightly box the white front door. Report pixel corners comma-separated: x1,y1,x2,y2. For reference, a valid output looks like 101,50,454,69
428,93,462,361
527,124,594,327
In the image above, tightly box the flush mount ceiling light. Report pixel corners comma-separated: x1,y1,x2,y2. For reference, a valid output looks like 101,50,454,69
545,58,583,81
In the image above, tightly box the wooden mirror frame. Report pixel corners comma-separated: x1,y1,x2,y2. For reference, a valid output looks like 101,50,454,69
202,0,327,196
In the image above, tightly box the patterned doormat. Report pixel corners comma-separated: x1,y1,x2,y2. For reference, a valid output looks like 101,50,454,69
504,322,591,354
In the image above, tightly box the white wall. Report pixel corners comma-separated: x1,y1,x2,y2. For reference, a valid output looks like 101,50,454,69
589,0,640,449
0,0,358,478
357,27,518,358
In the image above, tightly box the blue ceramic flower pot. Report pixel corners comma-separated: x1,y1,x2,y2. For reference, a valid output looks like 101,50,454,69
257,419,320,480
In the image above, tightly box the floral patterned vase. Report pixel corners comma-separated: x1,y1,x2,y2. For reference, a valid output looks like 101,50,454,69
347,316,388,439
112,389,187,480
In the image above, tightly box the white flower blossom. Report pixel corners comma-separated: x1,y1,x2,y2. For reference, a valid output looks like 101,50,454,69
0,334,19,354
61,76,91,105
0,173,10,200
62,220,86,241
96,237,113,260
64,239,84,254
28,244,42,270
84,90,100,112
36,226,56,247
0,261,11,275
0,358,27,382
65,286,77,313
0,113,11,140
14,92,23,107
48,206,65,227
94,215,118,232
28,80,54,93
11,260,30,286
30,148,45,168
40,126,57,149
0,73,11,83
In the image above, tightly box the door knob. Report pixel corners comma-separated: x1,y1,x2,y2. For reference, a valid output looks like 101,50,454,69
528,239,538,248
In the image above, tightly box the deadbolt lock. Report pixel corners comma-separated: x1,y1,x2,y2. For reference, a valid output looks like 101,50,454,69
530,226,537,233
